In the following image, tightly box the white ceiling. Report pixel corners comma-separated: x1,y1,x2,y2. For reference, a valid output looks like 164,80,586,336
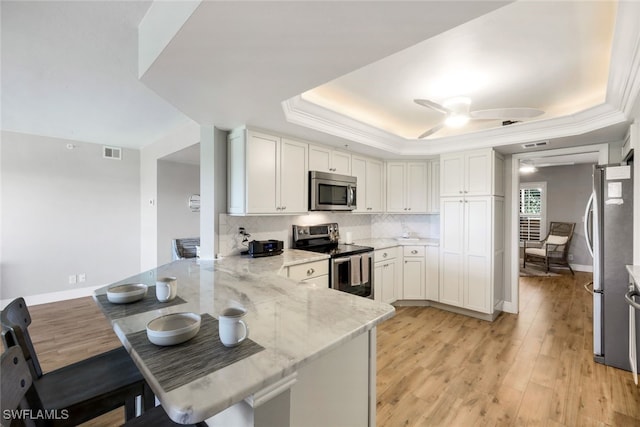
1,0,191,148
2,1,638,157
301,1,615,140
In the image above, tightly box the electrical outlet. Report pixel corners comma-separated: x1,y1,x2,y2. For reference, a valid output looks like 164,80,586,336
78,273,86,283
69,275,77,284
568,254,574,261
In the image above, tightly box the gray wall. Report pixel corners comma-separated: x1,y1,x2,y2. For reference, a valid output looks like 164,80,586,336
157,159,200,265
1,131,141,299
520,163,594,268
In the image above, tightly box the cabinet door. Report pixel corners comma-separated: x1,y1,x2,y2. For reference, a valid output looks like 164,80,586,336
465,150,492,196
247,132,279,213
366,159,384,212
463,197,492,313
440,154,464,197
403,257,425,300
382,260,398,304
406,162,427,213
439,198,464,307
427,160,440,213
386,162,405,212
332,151,351,174
426,246,439,301
374,263,384,302
280,138,308,214
309,145,332,172
351,157,367,213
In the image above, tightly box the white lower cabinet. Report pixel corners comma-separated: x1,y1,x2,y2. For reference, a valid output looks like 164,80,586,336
426,246,440,301
402,246,425,300
374,247,399,304
284,260,329,287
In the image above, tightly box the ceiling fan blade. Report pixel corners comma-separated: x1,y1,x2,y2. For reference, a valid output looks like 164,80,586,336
418,123,445,139
414,99,451,115
470,107,544,120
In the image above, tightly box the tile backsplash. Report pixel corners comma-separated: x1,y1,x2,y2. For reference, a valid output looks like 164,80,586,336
218,212,439,256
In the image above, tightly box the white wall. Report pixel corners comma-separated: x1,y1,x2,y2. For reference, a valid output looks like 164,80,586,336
140,120,200,269
1,131,140,300
157,159,200,265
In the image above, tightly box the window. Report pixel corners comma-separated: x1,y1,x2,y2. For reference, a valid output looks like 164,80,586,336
519,182,546,242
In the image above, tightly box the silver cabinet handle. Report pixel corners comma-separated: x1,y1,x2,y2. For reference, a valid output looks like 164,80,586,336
383,253,388,258
282,206,286,210
411,250,418,254
307,268,315,276
408,208,411,211
625,287,640,310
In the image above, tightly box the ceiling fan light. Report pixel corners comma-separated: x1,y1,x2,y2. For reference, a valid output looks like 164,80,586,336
445,113,470,128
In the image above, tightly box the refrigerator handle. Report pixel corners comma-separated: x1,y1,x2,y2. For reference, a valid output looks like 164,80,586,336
584,192,594,258
625,287,640,311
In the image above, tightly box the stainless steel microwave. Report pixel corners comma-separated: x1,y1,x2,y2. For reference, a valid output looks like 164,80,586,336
309,171,357,211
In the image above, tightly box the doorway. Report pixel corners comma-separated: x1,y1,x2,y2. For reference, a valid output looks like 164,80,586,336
508,144,608,313
157,143,201,266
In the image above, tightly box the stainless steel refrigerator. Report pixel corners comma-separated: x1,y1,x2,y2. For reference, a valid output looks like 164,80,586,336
585,163,634,370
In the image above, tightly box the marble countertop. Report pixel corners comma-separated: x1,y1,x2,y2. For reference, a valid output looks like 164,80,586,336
626,265,640,292
94,251,393,424
356,237,440,250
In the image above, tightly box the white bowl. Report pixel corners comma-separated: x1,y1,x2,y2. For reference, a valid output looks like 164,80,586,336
106,283,148,304
146,312,201,346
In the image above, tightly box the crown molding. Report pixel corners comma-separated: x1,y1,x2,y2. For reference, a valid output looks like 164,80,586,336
283,94,628,156
606,0,640,117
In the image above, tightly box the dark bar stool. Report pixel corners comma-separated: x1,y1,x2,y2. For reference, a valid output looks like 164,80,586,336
1,344,207,427
1,297,155,426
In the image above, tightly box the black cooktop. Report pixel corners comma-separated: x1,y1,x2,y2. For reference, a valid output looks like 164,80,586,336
300,243,373,258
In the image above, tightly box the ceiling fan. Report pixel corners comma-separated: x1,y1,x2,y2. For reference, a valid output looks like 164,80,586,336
414,97,544,139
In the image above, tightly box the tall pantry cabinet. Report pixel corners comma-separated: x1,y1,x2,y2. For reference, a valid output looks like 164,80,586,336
439,149,504,316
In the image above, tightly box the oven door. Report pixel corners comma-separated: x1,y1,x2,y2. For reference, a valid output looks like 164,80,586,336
330,254,372,298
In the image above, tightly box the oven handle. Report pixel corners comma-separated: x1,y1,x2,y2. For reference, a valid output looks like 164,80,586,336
332,257,351,290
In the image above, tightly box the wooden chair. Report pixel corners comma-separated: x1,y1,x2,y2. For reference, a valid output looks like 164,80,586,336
1,297,155,426
523,221,575,275
1,346,36,427
1,344,207,427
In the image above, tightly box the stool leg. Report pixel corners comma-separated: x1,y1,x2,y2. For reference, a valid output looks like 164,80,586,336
142,383,155,412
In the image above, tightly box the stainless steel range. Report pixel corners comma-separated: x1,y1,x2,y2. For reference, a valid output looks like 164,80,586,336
292,223,374,298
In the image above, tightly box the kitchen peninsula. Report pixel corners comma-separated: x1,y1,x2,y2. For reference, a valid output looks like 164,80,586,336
94,250,394,426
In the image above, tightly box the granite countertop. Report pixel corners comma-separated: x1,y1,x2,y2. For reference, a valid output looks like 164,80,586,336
626,265,640,292
94,251,394,424
356,237,440,250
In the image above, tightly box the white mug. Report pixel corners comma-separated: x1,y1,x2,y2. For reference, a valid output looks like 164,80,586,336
218,307,248,347
156,277,177,302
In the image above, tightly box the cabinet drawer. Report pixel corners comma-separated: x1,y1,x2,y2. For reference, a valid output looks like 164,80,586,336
403,246,425,257
374,247,399,262
288,260,329,281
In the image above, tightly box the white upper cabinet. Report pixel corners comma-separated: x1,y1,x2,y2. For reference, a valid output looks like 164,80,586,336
351,155,384,213
227,128,308,215
386,162,428,213
309,144,351,175
427,160,440,214
440,149,504,197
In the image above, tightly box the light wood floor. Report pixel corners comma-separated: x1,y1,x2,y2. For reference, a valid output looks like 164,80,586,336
9,271,640,426
377,271,640,426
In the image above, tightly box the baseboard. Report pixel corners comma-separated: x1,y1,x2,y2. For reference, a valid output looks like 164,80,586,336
0,286,102,310
571,263,593,272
